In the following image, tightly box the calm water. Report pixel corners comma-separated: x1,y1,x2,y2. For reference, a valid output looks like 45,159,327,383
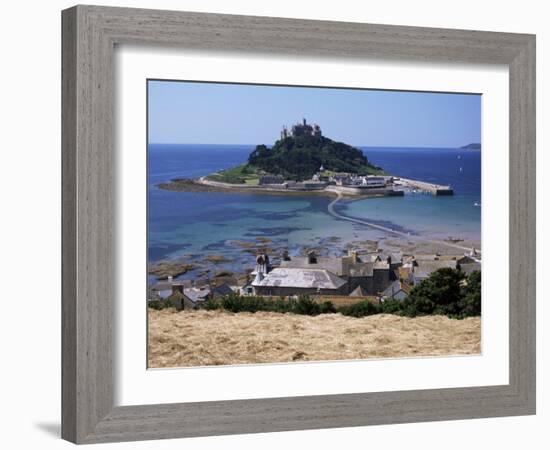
148,144,481,280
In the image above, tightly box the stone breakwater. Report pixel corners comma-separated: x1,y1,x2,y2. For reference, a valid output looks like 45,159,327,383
396,177,454,195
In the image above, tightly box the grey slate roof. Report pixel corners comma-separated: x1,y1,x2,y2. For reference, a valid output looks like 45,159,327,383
381,279,411,296
252,268,347,290
280,255,387,277
378,251,403,263
347,262,375,277
413,260,458,279
183,287,211,303
362,254,381,263
151,280,191,292
212,283,235,297
280,256,347,276
349,285,368,297
459,262,482,275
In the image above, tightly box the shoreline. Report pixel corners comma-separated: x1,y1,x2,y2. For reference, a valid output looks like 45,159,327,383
157,177,478,254
157,175,452,199
148,233,481,288
158,177,349,198
151,174,479,285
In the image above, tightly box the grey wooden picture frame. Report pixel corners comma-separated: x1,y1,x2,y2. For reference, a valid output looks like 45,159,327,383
61,4,536,444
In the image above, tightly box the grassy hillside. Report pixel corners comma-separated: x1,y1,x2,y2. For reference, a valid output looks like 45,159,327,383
205,164,261,184
205,135,384,184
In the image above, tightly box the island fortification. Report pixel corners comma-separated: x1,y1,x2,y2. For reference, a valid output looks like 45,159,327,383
280,117,322,139
158,119,453,197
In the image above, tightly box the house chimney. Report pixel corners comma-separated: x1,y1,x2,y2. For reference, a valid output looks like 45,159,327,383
256,253,267,275
348,249,358,264
171,284,184,295
307,250,317,264
253,271,264,285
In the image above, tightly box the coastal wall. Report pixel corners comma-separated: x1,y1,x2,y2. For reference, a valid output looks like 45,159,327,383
397,177,454,195
187,177,452,199
325,185,404,196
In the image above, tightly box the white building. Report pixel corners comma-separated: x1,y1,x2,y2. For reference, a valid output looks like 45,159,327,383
361,176,387,187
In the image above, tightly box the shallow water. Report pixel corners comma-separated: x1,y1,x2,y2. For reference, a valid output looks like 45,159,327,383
147,144,481,280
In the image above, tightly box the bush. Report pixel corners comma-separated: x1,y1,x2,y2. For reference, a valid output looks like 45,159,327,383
318,301,337,314
147,297,176,311
201,298,221,311
457,270,481,317
339,300,380,318
377,298,403,314
148,300,164,310
293,295,321,315
221,295,267,313
198,293,336,316
399,268,481,318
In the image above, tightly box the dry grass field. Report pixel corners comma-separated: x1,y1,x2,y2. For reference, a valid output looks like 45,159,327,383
148,309,481,368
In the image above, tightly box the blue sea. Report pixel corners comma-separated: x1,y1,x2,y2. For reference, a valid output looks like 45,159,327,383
148,144,481,282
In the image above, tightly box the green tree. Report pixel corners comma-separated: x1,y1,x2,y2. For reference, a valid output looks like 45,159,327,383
402,268,466,317
458,270,481,317
247,135,382,180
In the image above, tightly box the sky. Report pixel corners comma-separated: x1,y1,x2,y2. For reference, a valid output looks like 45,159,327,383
148,80,481,148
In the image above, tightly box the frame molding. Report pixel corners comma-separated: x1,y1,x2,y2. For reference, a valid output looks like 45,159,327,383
61,5,536,444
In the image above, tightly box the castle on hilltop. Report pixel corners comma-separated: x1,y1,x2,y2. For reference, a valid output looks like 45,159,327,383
280,118,322,139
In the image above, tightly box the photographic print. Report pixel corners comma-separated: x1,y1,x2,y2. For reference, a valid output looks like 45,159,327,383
146,80,482,368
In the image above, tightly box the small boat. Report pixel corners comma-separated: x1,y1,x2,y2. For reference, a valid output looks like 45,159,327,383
474,202,481,207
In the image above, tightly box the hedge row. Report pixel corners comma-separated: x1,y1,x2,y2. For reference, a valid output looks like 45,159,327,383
202,295,336,316
149,269,481,320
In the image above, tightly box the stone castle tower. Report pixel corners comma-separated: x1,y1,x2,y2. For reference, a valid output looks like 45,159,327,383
281,118,322,139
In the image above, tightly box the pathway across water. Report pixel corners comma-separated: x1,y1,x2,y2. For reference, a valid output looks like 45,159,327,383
327,193,473,253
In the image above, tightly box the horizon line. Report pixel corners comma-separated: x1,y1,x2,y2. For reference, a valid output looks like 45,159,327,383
148,142,481,149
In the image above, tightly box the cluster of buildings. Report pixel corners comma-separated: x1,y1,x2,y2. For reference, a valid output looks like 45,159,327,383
148,247,481,309
328,173,389,188
280,118,322,139
258,166,396,195
250,249,480,298
148,277,235,310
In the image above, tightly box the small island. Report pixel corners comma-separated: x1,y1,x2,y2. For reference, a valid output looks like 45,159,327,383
159,119,453,197
209,118,383,184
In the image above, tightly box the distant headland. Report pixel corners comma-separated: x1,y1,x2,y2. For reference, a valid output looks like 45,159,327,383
460,143,481,150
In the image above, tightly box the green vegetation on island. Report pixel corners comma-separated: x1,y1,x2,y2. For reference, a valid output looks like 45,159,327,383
206,134,384,184
249,135,383,180
205,163,261,185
